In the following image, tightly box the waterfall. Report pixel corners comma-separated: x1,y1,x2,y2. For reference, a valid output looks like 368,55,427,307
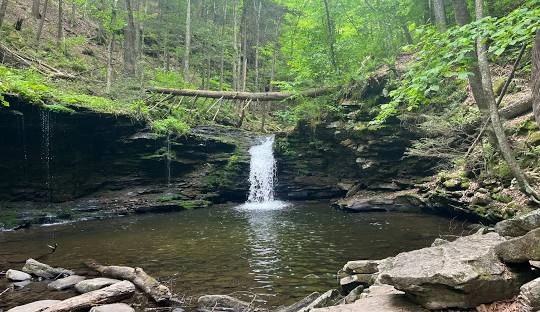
241,135,287,210
166,133,172,187
40,110,52,202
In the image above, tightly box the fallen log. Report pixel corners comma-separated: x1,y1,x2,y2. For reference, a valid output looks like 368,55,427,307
500,94,533,120
85,260,172,303
42,281,135,312
146,86,333,101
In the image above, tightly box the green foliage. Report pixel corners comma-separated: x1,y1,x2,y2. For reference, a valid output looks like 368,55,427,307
148,69,186,88
377,3,540,123
151,117,190,135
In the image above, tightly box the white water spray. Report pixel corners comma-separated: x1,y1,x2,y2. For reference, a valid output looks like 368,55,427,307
240,135,288,210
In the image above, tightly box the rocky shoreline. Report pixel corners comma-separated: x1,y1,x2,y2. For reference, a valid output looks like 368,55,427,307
3,209,539,312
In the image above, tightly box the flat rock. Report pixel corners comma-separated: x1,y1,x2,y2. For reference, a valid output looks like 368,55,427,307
378,232,534,309
6,269,32,281
298,289,341,312
311,285,427,312
48,275,86,290
7,300,61,312
494,209,540,237
338,286,365,305
22,259,73,279
75,278,121,293
276,292,321,312
519,277,540,311
495,228,540,263
89,303,135,312
197,295,250,312
342,260,380,274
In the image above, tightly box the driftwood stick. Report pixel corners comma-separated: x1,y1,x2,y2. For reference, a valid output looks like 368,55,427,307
42,281,135,312
84,260,172,303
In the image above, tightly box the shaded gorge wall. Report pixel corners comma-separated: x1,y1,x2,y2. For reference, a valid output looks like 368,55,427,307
0,96,251,204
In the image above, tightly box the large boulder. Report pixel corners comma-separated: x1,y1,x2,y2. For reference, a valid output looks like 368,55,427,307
197,295,251,312
21,259,73,279
311,285,427,312
519,277,540,312
75,278,121,293
378,232,534,309
494,209,540,237
7,300,61,312
495,228,540,263
48,275,86,291
6,269,32,281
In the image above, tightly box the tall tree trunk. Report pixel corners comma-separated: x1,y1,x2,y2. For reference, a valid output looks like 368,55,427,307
35,0,49,43
183,0,191,82
106,0,118,94
321,0,337,71
240,0,248,92
57,0,63,47
219,0,227,90
123,0,137,77
0,0,8,29
253,0,261,91
232,0,239,90
433,0,447,31
32,0,41,18
401,23,413,45
451,0,489,116
138,0,147,58
70,1,75,27
533,29,540,128
475,0,539,200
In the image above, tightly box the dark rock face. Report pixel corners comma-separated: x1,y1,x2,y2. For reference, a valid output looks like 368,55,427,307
0,98,251,227
274,119,434,201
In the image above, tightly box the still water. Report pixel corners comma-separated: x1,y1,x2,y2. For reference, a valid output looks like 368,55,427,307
0,202,470,309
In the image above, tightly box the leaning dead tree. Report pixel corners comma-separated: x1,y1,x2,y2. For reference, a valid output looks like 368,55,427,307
146,86,333,101
533,29,540,128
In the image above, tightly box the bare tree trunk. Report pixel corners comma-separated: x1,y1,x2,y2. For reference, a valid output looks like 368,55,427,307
70,1,75,27
240,0,247,92
0,0,8,29
183,0,191,82
533,29,540,128
401,23,413,45
32,0,41,18
219,0,227,90
57,0,64,47
451,0,489,117
322,0,337,71
123,0,137,76
138,0,147,58
253,0,261,91
106,0,118,94
433,0,447,31
35,0,49,43
475,0,539,200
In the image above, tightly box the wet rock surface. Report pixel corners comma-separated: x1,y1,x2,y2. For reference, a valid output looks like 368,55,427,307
0,99,253,230
22,259,73,279
6,270,32,282
47,275,86,291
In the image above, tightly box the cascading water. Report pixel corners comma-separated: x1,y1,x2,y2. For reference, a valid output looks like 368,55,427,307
166,133,172,187
40,110,52,202
240,135,288,210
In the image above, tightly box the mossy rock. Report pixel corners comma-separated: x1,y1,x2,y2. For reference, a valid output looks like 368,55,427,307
527,131,540,146
442,177,470,191
491,193,513,204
